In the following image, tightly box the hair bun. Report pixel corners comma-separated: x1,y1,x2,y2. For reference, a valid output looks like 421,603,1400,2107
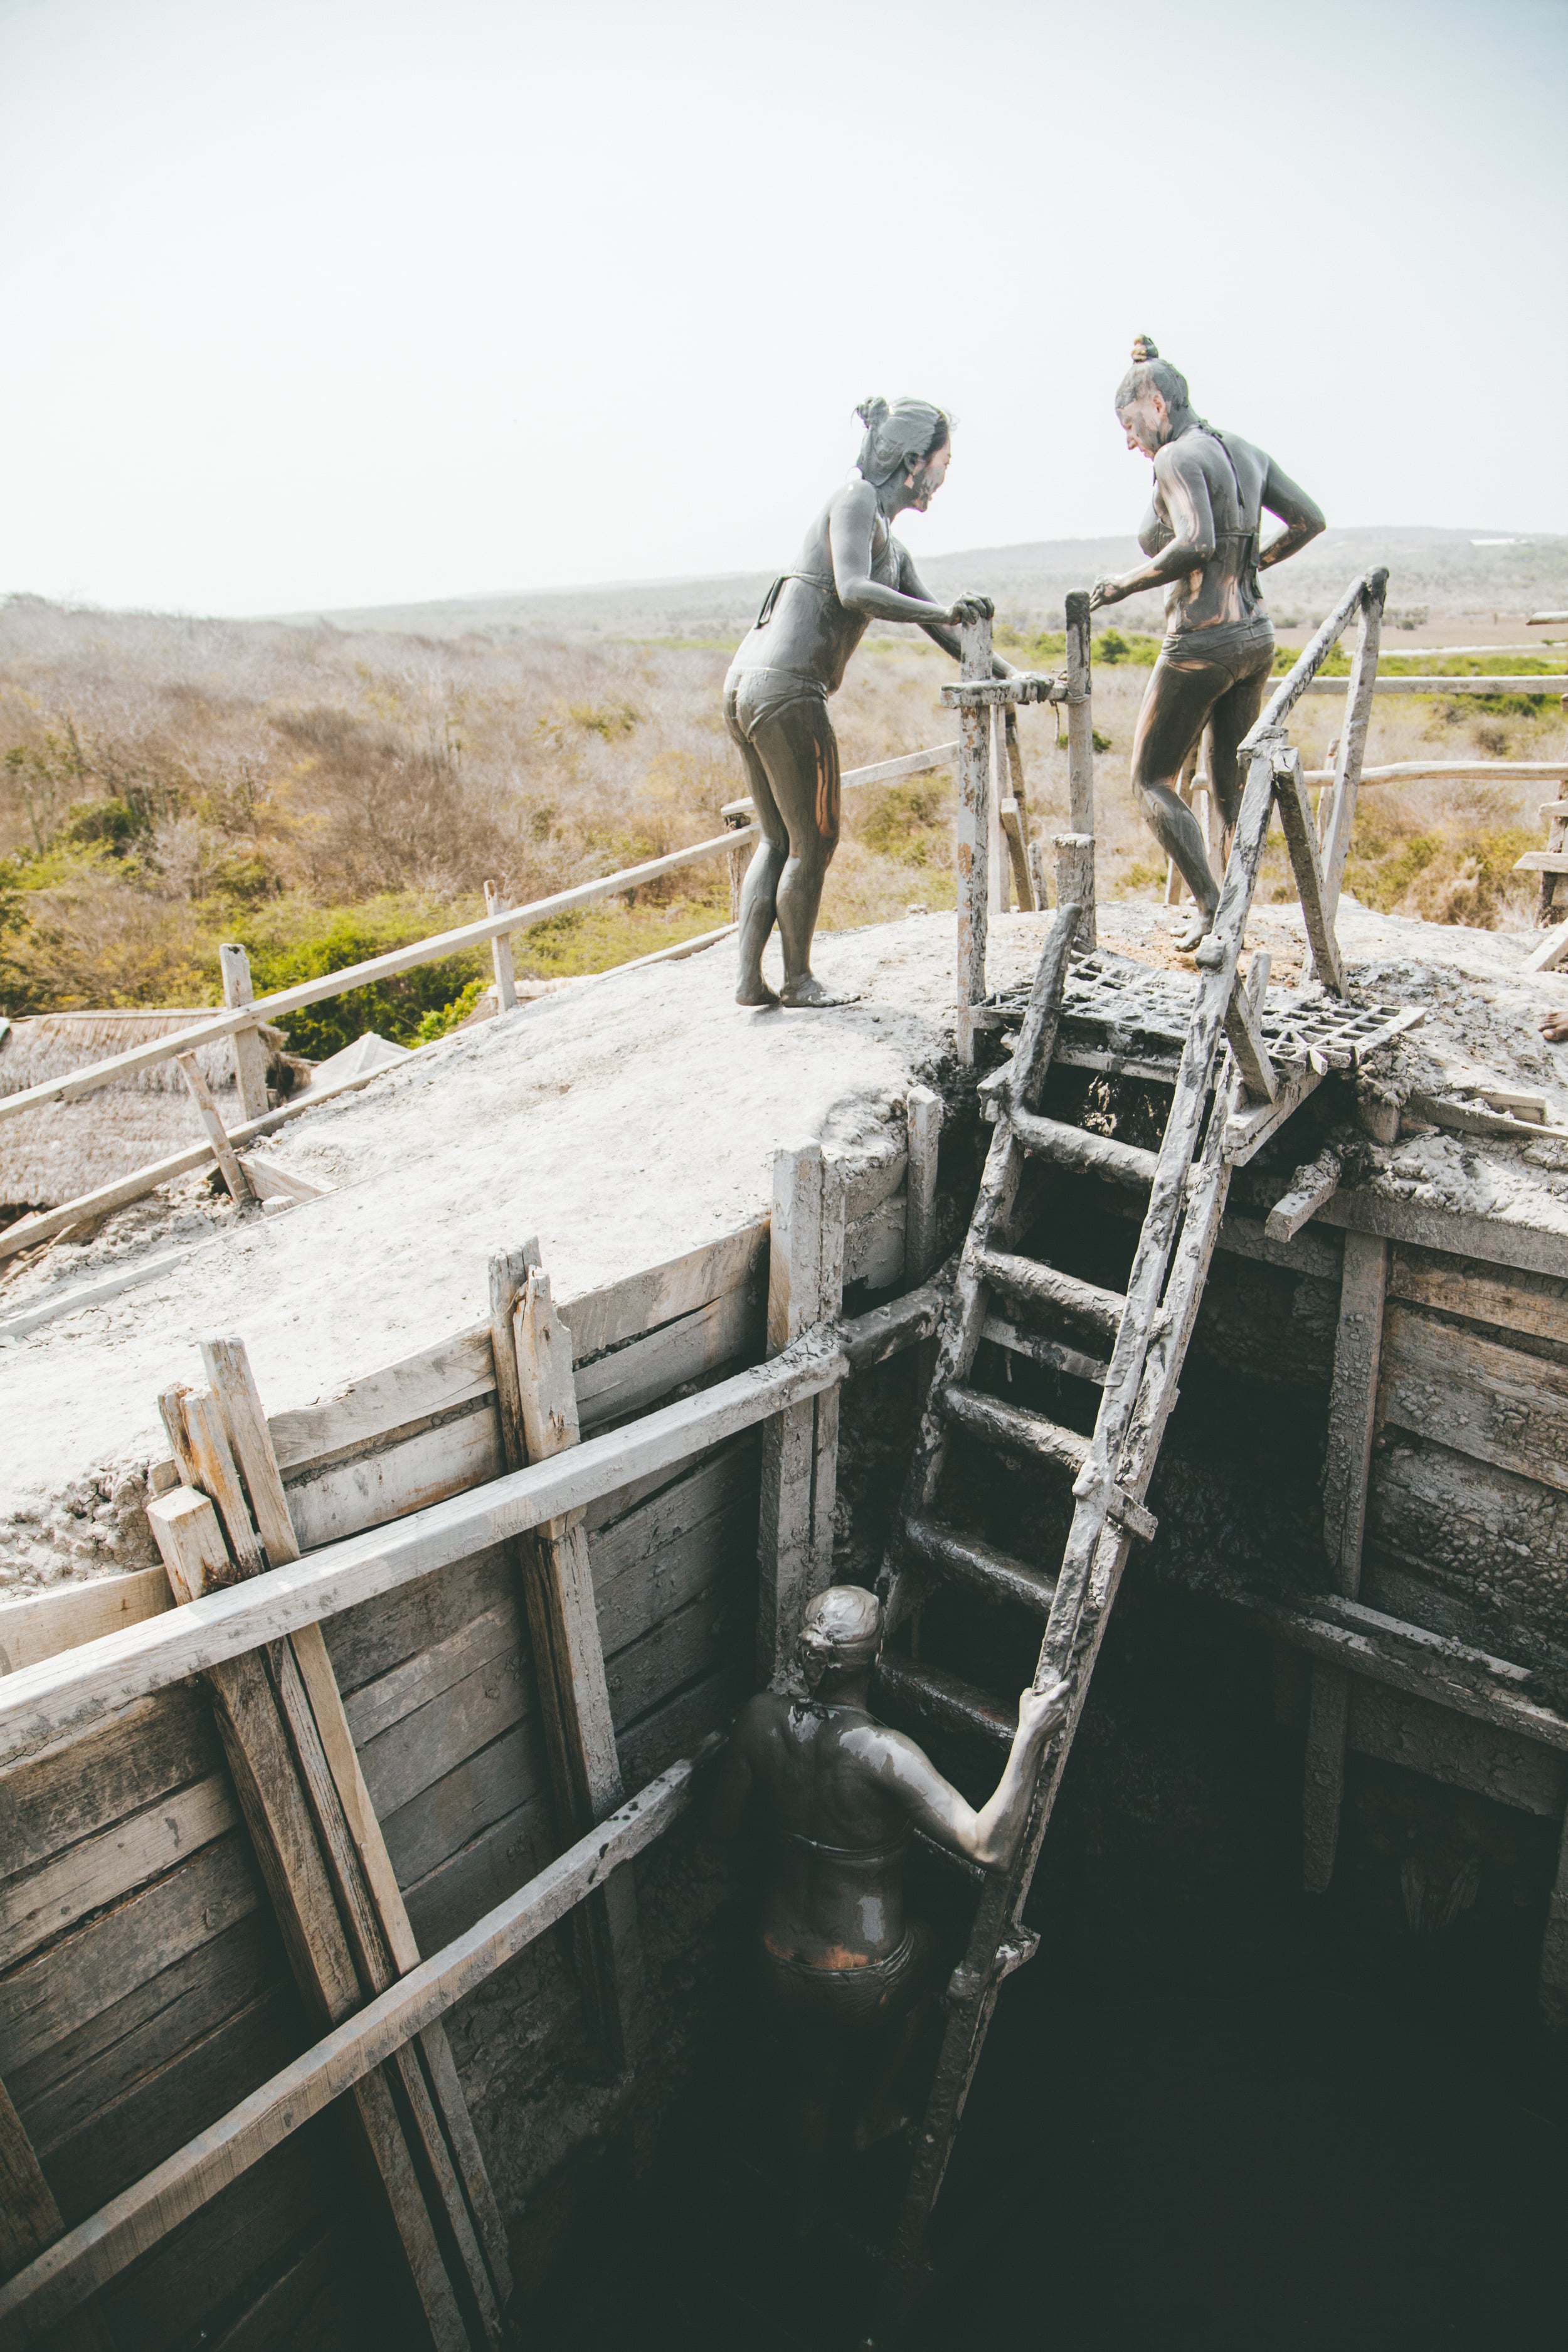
1130,334,1159,363
854,395,889,430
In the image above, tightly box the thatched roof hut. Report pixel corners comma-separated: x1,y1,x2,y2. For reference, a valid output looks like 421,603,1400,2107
0,1011,297,1216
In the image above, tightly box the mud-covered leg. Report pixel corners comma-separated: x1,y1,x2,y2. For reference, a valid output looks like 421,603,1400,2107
1130,652,1227,945
750,697,857,1009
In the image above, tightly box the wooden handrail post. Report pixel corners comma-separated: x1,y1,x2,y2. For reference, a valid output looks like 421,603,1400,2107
1064,590,1096,951
219,943,272,1123
954,615,993,1064
1319,569,1387,940
482,882,518,1012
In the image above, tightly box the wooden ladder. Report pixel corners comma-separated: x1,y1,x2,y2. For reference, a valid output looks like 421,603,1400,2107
872,724,1337,2331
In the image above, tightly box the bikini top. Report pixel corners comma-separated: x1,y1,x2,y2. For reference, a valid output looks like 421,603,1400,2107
753,527,901,629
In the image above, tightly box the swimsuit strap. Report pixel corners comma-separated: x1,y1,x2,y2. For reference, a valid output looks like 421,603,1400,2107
781,1826,909,1867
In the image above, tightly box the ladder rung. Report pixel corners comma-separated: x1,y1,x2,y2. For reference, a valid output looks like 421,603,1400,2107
942,1384,1089,1476
977,1248,1125,1338
1009,1107,1158,1189
904,1514,1057,1614
982,1313,1109,1386
873,1654,1016,1748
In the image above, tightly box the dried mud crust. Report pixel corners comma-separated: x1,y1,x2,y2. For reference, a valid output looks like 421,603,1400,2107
6,899,1568,1592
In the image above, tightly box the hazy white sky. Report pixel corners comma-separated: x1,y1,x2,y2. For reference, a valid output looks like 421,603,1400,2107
2,0,1564,616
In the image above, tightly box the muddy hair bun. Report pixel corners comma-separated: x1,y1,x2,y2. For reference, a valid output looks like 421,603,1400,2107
854,395,953,487
1130,334,1159,363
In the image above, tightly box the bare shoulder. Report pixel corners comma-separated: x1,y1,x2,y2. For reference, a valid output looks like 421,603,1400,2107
841,1717,946,1792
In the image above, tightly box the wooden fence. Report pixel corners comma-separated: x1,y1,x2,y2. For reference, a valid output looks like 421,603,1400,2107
0,1101,944,2346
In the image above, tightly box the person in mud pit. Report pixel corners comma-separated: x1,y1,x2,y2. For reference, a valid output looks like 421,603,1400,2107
1091,337,1326,951
712,1585,1066,2190
725,397,1011,1010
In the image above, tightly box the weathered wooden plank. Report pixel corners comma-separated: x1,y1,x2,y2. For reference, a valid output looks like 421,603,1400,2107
617,1668,743,1792
268,1330,496,1476
1369,1436,1568,1634
906,1087,942,1280
198,1342,514,2320
1316,1189,1568,1281
283,1401,504,1551
1387,1244,1568,1343
561,1221,768,1363
343,1594,520,1757
0,1747,711,2341
358,1624,532,1826
14,1915,284,2161
1305,1231,1389,1894
401,1793,554,1958
0,1333,849,1769
1347,1679,1567,1817
573,1282,762,1433
0,1833,261,2078
0,1574,173,1679
845,1194,906,1291
0,1685,220,1882
594,1459,756,1658
1379,1303,1568,1493
840,1148,907,1227
176,1056,253,1206
379,1722,546,1898
41,1981,301,2229
0,2070,65,2284
605,1576,743,1734
323,1550,509,1704
0,1775,239,1973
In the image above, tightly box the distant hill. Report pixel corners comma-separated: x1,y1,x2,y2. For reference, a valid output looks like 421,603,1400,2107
278,526,1568,643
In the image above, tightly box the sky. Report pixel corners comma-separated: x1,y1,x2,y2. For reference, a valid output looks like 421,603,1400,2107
1,0,1564,617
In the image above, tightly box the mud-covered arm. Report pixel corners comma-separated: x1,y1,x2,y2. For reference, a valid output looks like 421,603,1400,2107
829,482,989,632
854,1678,1068,1870
900,547,1012,675
1092,442,1217,607
1258,455,1326,569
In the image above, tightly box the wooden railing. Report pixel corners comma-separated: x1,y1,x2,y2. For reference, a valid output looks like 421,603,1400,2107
0,743,963,1257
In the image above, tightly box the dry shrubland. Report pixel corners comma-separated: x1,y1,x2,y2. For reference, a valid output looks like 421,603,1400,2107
1,594,1562,1052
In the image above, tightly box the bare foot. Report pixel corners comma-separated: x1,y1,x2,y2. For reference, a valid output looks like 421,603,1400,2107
1173,911,1212,954
736,976,781,1009
779,974,861,1009
1542,1007,1568,1044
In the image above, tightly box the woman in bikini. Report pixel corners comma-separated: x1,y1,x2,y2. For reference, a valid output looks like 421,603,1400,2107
1091,339,1325,951
726,396,1007,1009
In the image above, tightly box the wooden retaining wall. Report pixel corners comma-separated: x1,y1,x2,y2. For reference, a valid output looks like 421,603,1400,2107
0,1121,929,2347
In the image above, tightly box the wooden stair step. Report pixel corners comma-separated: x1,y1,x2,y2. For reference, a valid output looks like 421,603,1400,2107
1007,1108,1159,1189
977,1248,1125,1338
904,1513,1057,1614
941,1384,1090,1476
872,1653,1017,1749
982,1313,1110,1385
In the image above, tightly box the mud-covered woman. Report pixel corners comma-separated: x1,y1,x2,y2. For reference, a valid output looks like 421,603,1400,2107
726,396,1009,1009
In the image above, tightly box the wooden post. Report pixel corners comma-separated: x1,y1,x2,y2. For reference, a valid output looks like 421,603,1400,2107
988,706,1010,917
0,2074,110,2349
906,1086,943,1281
482,882,517,1012
1302,1229,1389,1892
1053,835,1094,950
723,812,751,923
953,615,993,1064
1319,570,1387,930
1001,707,1037,911
1064,590,1096,951
176,1053,255,1205
757,1142,843,1682
219,943,271,1124
155,1348,512,2348
488,1246,646,2072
